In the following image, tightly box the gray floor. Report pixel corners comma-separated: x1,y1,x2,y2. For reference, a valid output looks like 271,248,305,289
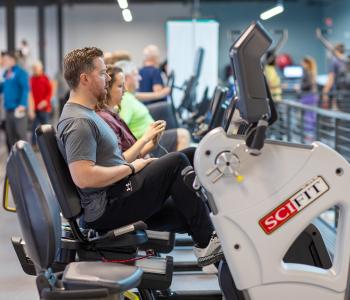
0,130,37,300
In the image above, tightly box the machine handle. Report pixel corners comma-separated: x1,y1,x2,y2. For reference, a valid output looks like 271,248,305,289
246,119,268,155
2,176,16,213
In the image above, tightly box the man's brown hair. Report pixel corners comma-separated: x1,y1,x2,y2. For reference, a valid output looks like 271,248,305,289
63,47,103,90
335,43,345,55
2,51,17,61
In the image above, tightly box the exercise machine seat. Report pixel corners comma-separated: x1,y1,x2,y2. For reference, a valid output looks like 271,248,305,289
63,261,143,293
7,141,142,296
36,124,82,220
36,124,148,246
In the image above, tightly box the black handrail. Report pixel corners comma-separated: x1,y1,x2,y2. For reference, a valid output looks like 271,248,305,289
269,99,350,162
281,99,350,121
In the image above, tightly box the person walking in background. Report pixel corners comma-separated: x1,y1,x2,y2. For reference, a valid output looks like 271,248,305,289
0,52,6,133
322,43,347,109
29,60,52,148
137,44,170,103
0,52,5,77
18,39,31,70
300,56,319,141
0,51,29,152
264,50,282,102
55,71,70,116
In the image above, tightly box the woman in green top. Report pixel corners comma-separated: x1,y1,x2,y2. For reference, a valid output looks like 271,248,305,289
116,60,191,156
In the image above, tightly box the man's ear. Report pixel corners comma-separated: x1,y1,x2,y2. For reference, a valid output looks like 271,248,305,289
80,73,89,86
124,75,131,88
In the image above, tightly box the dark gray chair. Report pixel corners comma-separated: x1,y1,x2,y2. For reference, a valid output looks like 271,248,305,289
36,125,175,257
35,125,174,293
7,141,143,299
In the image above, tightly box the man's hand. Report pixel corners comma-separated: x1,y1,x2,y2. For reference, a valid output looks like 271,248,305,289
14,105,26,119
28,108,35,120
321,93,329,109
37,100,48,110
131,157,158,173
16,105,26,113
161,86,171,97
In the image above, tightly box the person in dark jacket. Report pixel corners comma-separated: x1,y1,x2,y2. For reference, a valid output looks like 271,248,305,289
0,51,29,152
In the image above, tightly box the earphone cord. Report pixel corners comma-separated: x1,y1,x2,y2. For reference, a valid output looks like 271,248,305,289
157,142,169,155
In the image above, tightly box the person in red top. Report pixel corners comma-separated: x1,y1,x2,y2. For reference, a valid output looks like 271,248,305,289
30,60,52,146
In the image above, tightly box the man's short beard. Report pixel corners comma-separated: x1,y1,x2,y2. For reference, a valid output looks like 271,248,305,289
97,92,107,103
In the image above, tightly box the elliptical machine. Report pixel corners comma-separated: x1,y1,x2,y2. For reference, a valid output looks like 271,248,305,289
194,21,350,300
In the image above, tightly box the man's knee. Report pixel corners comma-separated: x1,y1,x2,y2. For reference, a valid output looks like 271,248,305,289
176,128,191,150
164,151,190,170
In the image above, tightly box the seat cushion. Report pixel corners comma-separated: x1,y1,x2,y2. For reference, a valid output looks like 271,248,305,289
63,261,143,293
148,102,178,130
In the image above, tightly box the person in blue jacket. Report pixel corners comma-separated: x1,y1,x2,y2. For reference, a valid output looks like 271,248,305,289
0,51,29,151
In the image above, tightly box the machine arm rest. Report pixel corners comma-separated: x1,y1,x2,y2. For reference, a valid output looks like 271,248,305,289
89,221,147,243
41,287,109,299
3,176,16,213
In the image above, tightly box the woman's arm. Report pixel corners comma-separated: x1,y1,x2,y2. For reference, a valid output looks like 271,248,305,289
136,86,170,101
28,92,35,120
139,140,157,158
123,136,150,162
123,122,165,161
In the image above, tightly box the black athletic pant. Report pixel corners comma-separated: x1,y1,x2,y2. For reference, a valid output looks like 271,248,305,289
5,110,28,152
88,152,213,247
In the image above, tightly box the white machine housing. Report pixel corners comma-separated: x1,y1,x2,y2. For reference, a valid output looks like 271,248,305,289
194,127,350,300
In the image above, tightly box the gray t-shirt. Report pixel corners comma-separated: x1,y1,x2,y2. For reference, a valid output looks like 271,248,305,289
328,56,346,90
57,102,126,222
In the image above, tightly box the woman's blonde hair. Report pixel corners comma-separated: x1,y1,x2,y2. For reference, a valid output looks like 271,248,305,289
302,56,318,85
104,50,131,65
95,65,123,111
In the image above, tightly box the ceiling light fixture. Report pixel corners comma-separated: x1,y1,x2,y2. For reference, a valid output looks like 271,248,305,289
122,8,133,22
117,0,128,9
260,0,284,20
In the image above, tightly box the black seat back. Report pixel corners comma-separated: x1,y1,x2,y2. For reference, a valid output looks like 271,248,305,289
208,86,229,130
36,125,82,220
196,86,210,117
148,101,178,130
7,141,61,273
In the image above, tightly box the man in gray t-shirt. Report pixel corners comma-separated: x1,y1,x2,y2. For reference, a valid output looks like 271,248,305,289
56,47,155,223
57,102,126,222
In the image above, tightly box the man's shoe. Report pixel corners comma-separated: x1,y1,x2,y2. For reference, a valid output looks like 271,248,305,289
194,232,224,267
